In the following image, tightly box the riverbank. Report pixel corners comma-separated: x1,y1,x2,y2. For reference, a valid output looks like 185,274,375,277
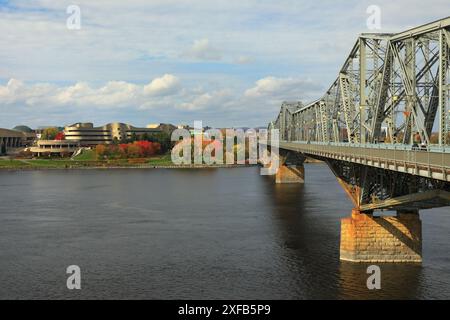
0,164,258,170
0,154,322,170
0,158,257,170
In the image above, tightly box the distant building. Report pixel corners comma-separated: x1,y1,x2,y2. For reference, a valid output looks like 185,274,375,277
175,124,213,137
29,140,80,157
0,128,23,154
0,126,36,155
12,125,36,146
63,122,164,146
146,123,177,135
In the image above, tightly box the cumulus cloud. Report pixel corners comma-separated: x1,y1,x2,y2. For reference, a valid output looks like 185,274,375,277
1,0,446,128
143,74,181,96
177,89,231,111
0,74,325,128
183,38,222,61
0,75,180,109
244,76,322,100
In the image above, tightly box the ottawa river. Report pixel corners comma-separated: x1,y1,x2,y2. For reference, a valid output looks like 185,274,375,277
0,164,449,299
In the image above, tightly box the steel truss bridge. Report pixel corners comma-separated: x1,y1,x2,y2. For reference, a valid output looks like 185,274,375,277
269,17,450,213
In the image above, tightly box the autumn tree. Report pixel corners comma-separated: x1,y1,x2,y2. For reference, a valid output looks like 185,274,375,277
127,143,141,158
54,132,65,140
147,132,171,153
95,141,162,159
95,145,107,159
41,127,59,140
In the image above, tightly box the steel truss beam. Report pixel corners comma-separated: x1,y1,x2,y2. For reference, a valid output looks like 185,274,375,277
325,158,450,212
271,17,450,148
269,17,450,212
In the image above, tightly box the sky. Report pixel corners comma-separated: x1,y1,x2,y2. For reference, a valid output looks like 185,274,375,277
0,0,448,128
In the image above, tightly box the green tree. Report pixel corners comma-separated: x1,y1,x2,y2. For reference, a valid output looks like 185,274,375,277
41,127,59,140
130,132,138,142
149,132,171,153
142,133,150,141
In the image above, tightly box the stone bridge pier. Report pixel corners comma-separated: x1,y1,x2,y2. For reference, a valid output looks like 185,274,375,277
274,150,305,184
340,209,422,263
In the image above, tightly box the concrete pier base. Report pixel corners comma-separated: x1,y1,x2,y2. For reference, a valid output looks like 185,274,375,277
275,164,305,184
340,209,422,263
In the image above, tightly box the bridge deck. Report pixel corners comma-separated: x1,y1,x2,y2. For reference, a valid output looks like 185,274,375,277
278,141,450,182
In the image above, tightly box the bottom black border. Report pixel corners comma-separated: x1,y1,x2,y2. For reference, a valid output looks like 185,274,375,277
1,300,448,318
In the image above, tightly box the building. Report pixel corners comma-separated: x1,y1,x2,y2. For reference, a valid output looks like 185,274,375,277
175,124,213,137
0,128,23,154
0,126,36,155
12,125,37,146
29,140,80,157
147,123,177,136
64,122,164,146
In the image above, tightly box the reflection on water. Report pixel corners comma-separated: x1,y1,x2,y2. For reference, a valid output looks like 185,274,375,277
262,164,449,299
338,262,422,299
0,164,449,299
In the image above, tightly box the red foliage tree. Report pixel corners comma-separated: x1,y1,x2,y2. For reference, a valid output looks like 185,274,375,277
54,132,65,140
94,141,162,160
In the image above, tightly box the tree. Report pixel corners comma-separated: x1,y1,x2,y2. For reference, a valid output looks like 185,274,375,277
148,132,171,153
55,132,65,140
107,144,120,159
127,143,141,158
95,145,107,159
130,132,138,142
142,133,150,141
41,127,59,140
118,144,128,158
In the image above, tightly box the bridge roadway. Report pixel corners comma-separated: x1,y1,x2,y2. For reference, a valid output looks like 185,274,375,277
278,141,450,182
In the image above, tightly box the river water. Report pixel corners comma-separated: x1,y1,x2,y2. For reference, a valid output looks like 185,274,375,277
0,164,449,299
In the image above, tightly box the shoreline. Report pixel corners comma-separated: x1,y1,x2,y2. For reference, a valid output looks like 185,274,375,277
0,163,258,171
0,159,323,171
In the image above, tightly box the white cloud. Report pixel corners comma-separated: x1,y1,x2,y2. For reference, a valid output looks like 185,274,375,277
0,75,181,109
143,74,181,96
0,79,24,104
0,74,324,128
183,38,222,61
177,89,231,111
0,0,447,128
244,76,321,100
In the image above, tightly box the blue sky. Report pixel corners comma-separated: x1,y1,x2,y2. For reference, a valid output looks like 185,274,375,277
0,0,447,128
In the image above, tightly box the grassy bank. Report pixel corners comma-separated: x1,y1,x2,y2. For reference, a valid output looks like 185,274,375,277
0,154,176,170
0,154,258,170
0,150,321,170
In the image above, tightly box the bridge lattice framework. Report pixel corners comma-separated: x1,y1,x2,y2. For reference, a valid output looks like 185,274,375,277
270,17,450,213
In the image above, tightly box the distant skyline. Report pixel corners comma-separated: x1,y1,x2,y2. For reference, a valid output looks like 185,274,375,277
0,0,448,128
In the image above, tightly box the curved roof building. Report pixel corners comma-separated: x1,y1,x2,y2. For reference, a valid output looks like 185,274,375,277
12,125,34,133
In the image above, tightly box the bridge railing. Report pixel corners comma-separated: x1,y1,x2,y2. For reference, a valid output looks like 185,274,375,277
279,140,450,182
289,141,450,153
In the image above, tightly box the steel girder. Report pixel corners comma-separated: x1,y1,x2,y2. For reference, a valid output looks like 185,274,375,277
325,158,450,211
271,17,450,147
269,17,450,212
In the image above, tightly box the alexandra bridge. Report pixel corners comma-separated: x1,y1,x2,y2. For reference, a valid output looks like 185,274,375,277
268,17,450,263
